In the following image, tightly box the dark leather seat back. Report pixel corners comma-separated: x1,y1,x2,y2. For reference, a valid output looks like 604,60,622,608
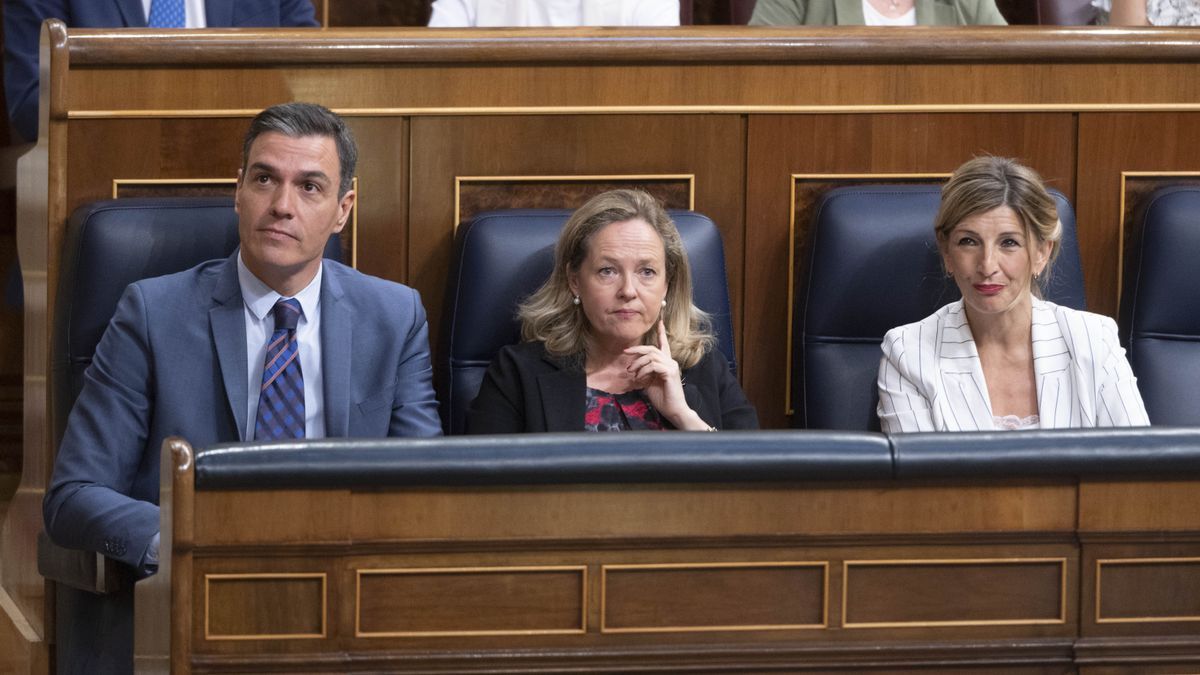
54,197,341,440
1119,185,1200,425
440,209,735,435
794,184,1086,430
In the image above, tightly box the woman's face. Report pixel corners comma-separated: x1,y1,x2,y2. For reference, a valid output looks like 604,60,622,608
942,205,1051,320
569,218,668,353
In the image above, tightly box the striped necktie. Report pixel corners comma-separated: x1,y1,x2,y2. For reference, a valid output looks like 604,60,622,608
254,299,305,440
146,0,185,28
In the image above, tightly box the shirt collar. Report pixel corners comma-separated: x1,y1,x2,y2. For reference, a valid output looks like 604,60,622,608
236,252,323,323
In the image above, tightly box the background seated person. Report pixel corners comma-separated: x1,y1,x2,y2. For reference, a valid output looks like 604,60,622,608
466,189,758,433
876,156,1149,433
428,0,680,26
1093,0,1200,24
4,0,318,144
749,0,1007,25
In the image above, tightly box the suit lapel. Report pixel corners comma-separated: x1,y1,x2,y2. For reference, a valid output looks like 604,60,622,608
1032,299,1076,427
320,265,352,437
210,255,249,440
835,0,866,23
917,0,960,25
537,355,585,432
205,0,233,27
114,0,147,25
938,302,994,431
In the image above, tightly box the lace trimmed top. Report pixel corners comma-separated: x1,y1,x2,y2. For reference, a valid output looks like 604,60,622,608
992,414,1041,431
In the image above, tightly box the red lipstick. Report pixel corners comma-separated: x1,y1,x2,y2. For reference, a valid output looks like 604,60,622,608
973,284,1004,296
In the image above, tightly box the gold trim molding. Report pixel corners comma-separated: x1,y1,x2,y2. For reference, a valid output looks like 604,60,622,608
203,572,327,641
1095,557,1200,624
354,565,588,638
842,557,1068,629
600,561,828,634
65,103,1200,120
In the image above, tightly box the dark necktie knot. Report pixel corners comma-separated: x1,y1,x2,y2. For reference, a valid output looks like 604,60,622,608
273,298,302,332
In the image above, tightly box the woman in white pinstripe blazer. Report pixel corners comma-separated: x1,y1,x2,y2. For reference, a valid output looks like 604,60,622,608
877,157,1149,433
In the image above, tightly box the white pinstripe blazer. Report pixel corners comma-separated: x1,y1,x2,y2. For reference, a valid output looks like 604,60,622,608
877,298,1150,433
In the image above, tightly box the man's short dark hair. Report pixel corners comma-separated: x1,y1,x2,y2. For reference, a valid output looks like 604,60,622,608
242,102,357,197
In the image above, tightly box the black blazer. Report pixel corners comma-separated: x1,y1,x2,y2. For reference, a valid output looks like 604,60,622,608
466,341,759,433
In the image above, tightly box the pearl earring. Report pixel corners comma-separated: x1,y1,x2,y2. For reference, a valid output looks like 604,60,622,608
572,295,580,306
661,299,667,307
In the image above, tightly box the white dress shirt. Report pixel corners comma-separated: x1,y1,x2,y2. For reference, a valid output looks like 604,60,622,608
141,0,208,27
428,0,680,26
237,253,326,439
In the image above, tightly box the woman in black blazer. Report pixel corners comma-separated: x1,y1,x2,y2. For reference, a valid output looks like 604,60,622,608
466,190,758,433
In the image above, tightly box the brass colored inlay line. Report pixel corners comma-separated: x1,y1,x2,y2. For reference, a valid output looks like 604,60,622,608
204,572,327,641
600,561,828,634
65,103,1200,120
842,557,1068,629
1096,557,1200,624
354,565,588,638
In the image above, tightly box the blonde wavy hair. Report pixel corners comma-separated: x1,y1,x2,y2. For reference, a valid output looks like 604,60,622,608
518,189,715,369
934,156,1062,298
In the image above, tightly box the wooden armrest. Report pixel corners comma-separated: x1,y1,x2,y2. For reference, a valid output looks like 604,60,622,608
37,530,126,595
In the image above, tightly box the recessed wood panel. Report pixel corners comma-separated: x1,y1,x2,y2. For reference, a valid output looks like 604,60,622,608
1077,112,1200,316
602,562,826,632
844,559,1066,628
205,574,326,640
356,566,586,636
1097,558,1200,623
455,175,693,226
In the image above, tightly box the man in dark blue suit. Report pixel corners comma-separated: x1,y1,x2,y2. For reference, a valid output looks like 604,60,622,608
43,102,442,672
4,0,318,143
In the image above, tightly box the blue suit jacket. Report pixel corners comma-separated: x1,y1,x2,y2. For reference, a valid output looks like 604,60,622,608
3,0,318,142
44,254,442,575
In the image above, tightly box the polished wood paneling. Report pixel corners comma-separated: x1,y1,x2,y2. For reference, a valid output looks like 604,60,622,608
843,559,1066,627
194,489,354,545
409,115,745,357
1079,479,1200,532
1096,558,1200,623
61,27,1200,66
602,563,826,631
1077,113,1200,315
205,574,326,639
344,480,1075,541
150,435,1200,671
356,567,585,636
746,113,1075,424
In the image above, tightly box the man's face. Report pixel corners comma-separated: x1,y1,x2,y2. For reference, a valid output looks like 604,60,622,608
235,132,354,295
